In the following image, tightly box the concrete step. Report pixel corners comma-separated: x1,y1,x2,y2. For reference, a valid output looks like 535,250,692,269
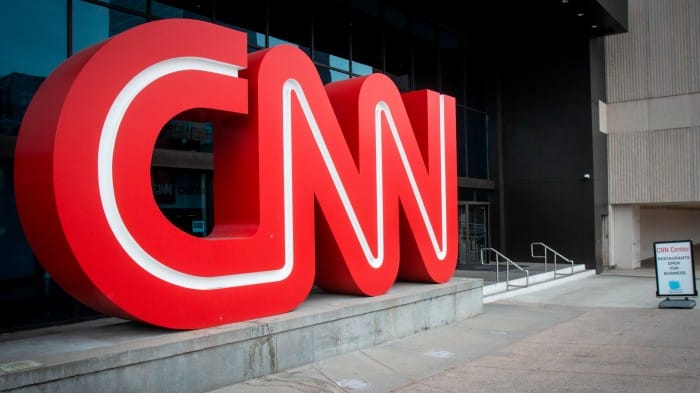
482,264,595,303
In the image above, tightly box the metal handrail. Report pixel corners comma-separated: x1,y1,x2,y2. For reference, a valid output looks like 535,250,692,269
530,242,574,277
480,247,529,290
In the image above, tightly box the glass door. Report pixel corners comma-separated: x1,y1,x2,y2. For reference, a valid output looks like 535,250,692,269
467,204,489,265
458,202,468,266
457,202,490,266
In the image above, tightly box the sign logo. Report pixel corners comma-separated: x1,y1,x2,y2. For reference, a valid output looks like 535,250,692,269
14,19,457,329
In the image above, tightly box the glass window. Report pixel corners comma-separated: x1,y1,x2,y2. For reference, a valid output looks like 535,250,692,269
313,1,350,71
0,1,105,332
269,36,298,48
412,18,438,91
93,0,147,13
0,0,66,86
270,2,311,55
467,110,489,179
314,52,351,73
465,49,486,111
351,4,382,74
0,158,37,281
351,61,373,76
384,25,410,91
456,106,467,177
214,2,266,50
152,0,212,19
440,30,465,105
0,0,68,285
154,116,213,153
414,41,438,91
458,188,491,203
151,167,213,237
73,0,146,54
330,54,351,71
152,109,216,236
317,66,350,84
314,52,350,72
383,3,407,30
0,0,68,77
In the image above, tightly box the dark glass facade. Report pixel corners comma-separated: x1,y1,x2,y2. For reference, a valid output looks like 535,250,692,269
0,0,626,332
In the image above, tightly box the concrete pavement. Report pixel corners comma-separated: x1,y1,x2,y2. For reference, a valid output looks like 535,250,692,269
211,268,700,393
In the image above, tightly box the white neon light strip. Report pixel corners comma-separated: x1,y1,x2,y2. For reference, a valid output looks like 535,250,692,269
98,58,448,290
284,81,448,267
98,57,295,290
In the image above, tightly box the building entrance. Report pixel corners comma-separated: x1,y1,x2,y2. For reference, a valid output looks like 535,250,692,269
457,202,489,266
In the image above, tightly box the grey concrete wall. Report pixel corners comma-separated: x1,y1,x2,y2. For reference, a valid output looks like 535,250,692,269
605,0,700,103
605,0,700,205
608,127,700,204
0,278,482,393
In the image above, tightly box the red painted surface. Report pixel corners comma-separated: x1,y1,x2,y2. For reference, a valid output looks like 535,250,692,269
14,19,456,329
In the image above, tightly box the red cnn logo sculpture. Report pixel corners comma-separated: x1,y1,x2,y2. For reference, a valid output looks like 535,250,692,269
14,19,457,329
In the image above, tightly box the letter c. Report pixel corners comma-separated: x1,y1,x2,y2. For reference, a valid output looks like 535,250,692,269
14,19,315,329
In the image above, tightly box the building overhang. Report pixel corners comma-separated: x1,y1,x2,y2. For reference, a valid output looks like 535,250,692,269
410,0,628,41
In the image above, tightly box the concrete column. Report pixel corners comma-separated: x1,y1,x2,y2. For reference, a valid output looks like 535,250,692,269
610,204,641,269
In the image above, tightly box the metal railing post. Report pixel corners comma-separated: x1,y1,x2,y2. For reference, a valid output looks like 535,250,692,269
530,242,574,278
480,247,529,290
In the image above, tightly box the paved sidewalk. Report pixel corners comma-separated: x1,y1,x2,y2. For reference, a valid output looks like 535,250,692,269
211,268,700,393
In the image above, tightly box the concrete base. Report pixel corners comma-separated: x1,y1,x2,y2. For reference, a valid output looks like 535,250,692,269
658,298,696,309
0,277,482,393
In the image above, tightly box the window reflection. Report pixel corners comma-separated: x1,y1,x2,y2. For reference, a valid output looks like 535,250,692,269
314,52,350,72
269,36,309,57
217,21,266,51
151,167,213,237
0,0,66,79
269,35,301,50
0,0,65,139
151,0,211,20
467,110,489,179
352,61,373,76
317,67,350,84
97,0,147,13
269,1,311,52
0,0,68,302
457,107,467,177
214,2,265,49
352,5,382,74
0,74,44,136
313,1,349,72
384,26,410,91
73,0,146,54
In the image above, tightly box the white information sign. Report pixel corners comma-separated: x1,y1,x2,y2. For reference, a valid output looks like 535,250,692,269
654,240,697,297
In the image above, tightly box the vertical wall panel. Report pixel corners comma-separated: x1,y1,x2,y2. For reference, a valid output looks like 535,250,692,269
605,0,649,102
605,0,700,103
609,127,700,204
606,0,700,206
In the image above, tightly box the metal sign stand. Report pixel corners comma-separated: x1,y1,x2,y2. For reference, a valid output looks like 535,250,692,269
658,297,696,309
